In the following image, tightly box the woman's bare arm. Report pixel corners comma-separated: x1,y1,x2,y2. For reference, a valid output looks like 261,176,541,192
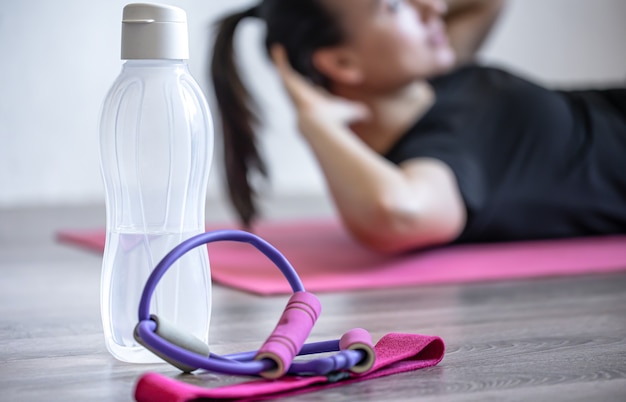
444,0,506,65
271,46,466,253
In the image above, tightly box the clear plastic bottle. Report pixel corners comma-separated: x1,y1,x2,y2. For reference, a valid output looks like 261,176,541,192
99,3,213,363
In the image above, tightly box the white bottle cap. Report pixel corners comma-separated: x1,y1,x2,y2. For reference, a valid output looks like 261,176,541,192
121,3,189,60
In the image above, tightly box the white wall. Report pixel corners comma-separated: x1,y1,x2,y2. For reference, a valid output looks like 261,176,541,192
1,0,625,209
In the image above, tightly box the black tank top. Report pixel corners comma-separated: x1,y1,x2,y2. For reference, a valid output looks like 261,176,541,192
384,65,626,243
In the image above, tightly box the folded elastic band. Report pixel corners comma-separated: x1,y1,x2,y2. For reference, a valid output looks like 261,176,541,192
134,333,445,402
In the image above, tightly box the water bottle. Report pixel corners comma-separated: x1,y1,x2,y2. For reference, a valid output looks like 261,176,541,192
99,3,213,363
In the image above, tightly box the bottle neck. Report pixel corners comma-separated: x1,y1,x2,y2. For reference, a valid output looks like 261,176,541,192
120,59,189,75
123,59,187,67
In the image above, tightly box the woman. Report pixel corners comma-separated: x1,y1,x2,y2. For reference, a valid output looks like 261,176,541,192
211,0,626,253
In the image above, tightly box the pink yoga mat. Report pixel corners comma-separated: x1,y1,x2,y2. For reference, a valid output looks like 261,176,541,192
57,219,626,295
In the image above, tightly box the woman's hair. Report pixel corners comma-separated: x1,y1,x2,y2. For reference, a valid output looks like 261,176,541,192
210,0,346,227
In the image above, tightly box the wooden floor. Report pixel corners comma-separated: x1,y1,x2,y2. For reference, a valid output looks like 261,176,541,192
1,197,625,402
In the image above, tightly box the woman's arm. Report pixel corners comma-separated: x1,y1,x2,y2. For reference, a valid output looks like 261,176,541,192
444,0,506,65
272,46,466,253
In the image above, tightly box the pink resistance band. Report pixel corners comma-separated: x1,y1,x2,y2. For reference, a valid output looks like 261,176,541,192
134,333,445,402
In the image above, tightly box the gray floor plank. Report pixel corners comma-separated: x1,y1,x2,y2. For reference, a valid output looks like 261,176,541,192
1,199,625,401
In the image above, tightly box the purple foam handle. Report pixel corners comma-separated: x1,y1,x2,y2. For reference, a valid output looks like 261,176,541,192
255,291,322,379
339,328,376,373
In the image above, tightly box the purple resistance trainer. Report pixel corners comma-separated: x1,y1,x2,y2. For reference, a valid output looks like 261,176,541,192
134,229,376,379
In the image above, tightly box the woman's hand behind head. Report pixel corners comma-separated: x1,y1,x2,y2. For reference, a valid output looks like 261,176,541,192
271,45,371,135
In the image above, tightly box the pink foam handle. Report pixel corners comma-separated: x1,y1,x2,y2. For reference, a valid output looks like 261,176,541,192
339,328,376,373
255,291,321,379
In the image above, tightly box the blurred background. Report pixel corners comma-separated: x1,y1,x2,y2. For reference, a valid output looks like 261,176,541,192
1,0,625,219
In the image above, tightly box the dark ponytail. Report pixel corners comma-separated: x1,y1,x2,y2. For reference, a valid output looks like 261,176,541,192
211,6,264,228
210,1,345,228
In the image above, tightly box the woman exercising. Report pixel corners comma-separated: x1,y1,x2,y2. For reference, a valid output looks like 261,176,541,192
211,0,626,253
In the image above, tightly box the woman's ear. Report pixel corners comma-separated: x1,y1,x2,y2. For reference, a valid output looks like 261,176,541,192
312,47,364,86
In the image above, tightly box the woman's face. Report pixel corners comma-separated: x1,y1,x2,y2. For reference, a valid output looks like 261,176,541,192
327,0,456,91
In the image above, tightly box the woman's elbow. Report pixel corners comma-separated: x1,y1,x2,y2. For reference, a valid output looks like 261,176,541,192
345,198,465,254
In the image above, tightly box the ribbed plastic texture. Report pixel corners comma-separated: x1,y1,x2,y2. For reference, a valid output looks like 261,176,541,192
99,4,213,363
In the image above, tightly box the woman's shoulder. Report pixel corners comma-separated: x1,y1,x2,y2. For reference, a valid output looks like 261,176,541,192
430,63,521,88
